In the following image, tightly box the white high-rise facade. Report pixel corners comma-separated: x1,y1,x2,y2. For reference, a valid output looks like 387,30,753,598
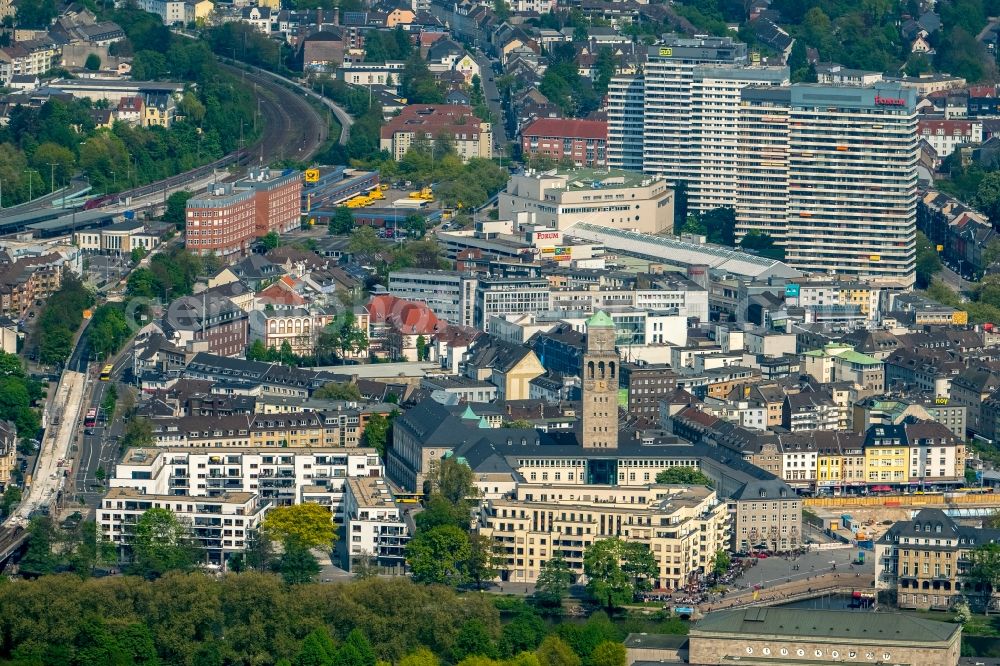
607,36,918,287
737,84,918,287
736,87,792,243
638,37,748,185
607,38,787,213
607,75,645,172
688,65,789,212
786,84,918,287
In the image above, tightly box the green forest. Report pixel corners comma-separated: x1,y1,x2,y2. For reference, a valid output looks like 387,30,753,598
0,573,686,666
29,274,93,367
0,6,258,206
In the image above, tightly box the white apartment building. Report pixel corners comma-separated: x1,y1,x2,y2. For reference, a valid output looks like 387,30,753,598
736,87,792,243
787,84,918,287
785,281,882,324
337,61,405,87
702,399,767,430
744,331,797,358
614,37,748,183
344,477,410,574
0,39,61,83
73,219,162,254
387,268,477,327
781,447,818,487
255,309,338,357
607,74,645,172
634,289,709,323
549,284,709,323
738,84,918,287
557,308,689,349
908,425,963,482
99,486,267,565
917,119,983,159
148,412,366,449
474,278,551,331
108,446,383,520
816,64,883,87
477,484,730,588
137,0,193,24
508,0,555,13
688,65,789,212
498,168,674,235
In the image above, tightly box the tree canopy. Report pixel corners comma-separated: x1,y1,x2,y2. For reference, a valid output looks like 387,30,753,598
129,508,203,579
582,538,658,613
534,552,572,608
32,274,93,367
0,13,258,204
654,467,713,487
261,503,337,550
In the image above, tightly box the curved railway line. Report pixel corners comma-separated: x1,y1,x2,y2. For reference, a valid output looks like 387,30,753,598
113,62,329,205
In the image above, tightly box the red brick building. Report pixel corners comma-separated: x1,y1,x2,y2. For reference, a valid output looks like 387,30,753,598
520,118,608,167
185,184,257,257
186,169,304,257
236,169,304,236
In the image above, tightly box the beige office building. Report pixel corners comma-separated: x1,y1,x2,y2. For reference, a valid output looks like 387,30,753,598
477,484,729,589
498,168,674,234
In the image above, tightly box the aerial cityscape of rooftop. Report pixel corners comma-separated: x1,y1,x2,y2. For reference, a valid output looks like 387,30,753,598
5,0,1000,663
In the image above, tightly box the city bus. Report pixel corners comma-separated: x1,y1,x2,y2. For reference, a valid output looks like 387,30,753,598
84,408,98,428
100,364,113,381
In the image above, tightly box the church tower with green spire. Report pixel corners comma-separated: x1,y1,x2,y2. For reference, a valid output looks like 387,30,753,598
580,311,618,449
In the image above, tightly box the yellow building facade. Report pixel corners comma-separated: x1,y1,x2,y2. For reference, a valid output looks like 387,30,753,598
864,443,909,485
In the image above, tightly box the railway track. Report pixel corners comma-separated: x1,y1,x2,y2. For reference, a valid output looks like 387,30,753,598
221,63,329,164
112,62,328,206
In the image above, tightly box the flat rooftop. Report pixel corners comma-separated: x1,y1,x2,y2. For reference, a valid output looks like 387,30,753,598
315,361,442,379
104,486,256,504
422,375,495,389
347,476,398,508
543,167,654,190
624,634,689,650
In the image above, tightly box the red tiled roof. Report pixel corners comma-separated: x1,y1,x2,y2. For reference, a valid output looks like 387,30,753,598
388,302,439,334
677,406,720,428
117,95,143,112
380,105,486,140
367,294,441,334
419,31,446,46
918,119,980,131
521,117,607,141
257,281,305,306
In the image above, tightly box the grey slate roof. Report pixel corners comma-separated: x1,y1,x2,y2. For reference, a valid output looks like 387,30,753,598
879,507,1000,547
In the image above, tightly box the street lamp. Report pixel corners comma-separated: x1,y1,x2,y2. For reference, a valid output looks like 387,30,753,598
23,169,36,201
